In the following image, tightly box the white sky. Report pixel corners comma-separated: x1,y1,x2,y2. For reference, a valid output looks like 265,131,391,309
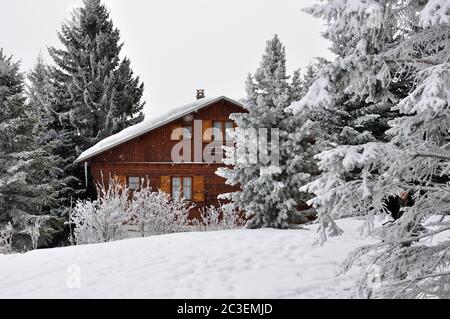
0,0,333,118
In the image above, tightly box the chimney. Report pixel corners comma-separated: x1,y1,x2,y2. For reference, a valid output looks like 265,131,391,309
196,89,205,100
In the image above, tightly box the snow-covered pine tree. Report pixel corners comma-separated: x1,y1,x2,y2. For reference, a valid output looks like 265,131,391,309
27,55,66,215
289,69,304,103
299,59,329,95
11,57,74,249
217,35,318,229
49,0,145,145
290,0,450,298
47,0,145,201
45,60,87,207
287,0,413,239
0,49,57,235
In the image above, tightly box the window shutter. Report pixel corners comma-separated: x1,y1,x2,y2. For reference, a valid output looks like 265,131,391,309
202,120,213,143
116,175,127,187
170,124,183,141
160,176,171,194
192,176,205,202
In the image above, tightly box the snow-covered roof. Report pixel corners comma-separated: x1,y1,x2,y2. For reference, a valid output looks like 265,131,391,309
75,96,243,163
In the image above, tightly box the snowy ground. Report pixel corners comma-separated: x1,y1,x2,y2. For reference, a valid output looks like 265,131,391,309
0,218,378,299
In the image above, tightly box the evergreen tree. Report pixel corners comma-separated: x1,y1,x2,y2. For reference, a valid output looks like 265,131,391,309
287,0,413,239
0,49,55,226
218,35,317,228
46,0,145,203
292,0,450,298
27,55,66,215
289,69,304,102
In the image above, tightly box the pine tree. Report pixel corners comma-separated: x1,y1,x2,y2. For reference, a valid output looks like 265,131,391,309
289,69,304,102
46,0,145,203
31,57,78,211
218,35,317,229
292,0,450,298
27,55,66,215
0,49,56,227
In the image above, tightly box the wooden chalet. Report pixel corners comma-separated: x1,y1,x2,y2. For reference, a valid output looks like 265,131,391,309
75,91,247,217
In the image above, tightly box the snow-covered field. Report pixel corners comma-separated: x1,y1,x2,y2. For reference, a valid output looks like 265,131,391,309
0,218,377,299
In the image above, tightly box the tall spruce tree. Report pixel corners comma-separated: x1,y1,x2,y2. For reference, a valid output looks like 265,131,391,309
46,0,145,204
27,55,66,215
0,49,56,226
291,0,450,298
286,4,412,239
218,35,317,229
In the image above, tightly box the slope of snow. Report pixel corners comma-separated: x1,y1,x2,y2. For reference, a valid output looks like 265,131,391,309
75,96,243,163
0,218,377,299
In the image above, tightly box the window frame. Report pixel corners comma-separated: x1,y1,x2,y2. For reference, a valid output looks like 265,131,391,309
212,121,223,142
183,177,193,201
211,121,235,157
183,126,193,139
172,177,182,199
211,121,235,142
171,176,193,201
128,176,141,191
225,121,234,143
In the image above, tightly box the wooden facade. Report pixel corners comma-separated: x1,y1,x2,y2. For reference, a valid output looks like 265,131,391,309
82,97,247,218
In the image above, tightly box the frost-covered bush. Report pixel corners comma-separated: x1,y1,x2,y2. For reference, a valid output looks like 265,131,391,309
71,179,131,245
129,182,193,236
194,203,246,231
0,222,14,254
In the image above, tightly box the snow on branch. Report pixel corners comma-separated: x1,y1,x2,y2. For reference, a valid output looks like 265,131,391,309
395,64,450,115
419,0,450,28
288,76,334,115
413,152,450,161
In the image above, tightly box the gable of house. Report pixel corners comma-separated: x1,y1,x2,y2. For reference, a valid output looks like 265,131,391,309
76,96,245,163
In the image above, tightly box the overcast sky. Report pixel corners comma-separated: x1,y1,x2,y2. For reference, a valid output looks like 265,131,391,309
0,0,333,118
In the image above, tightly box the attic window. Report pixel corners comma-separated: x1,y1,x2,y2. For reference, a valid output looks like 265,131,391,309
225,122,234,142
183,126,193,139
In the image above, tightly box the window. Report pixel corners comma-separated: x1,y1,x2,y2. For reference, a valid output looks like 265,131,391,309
171,177,193,200
183,126,192,139
211,121,235,143
183,177,192,200
211,121,235,157
128,176,140,190
172,177,181,199
225,121,234,143
213,121,223,141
